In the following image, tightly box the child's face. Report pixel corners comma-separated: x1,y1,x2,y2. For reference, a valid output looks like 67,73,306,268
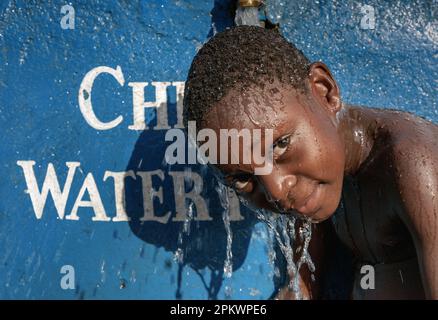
201,80,345,222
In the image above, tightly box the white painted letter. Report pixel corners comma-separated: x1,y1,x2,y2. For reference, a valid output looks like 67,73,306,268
67,173,109,221
137,170,171,223
103,171,136,222
78,65,125,130
17,161,79,219
172,81,185,129
170,171,212,221
128,82,171,130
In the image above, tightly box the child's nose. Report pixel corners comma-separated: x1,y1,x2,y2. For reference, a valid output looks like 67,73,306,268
258,172,298,209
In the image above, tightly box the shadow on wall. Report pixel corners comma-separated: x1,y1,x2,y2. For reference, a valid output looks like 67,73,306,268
207,0,236,37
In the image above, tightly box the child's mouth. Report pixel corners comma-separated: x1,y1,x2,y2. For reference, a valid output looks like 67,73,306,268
295,184,323,216
273,183,324,220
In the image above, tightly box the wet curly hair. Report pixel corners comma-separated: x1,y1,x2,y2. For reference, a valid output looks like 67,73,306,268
183,25,311,127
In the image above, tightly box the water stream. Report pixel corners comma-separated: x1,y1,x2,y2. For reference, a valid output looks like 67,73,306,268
237,195,315,299
216,183,234,278
235,6,261,27
173,201,194,264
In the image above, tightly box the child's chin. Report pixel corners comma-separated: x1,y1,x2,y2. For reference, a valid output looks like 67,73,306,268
308,208,334,223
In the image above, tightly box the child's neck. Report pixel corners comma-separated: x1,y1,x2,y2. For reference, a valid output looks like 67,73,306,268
339,104,381,175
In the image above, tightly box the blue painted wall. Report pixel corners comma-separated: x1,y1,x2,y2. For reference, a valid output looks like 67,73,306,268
0,0,436,299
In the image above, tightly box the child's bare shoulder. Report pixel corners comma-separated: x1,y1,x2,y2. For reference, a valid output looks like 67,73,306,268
380,108,438,161
377,108,438,215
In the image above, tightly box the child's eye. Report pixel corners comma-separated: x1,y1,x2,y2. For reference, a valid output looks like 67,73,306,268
234,180,249,190
273,135,291,157
231,176,253,193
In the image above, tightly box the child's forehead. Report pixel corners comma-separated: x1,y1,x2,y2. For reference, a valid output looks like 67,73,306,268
208,81,307,129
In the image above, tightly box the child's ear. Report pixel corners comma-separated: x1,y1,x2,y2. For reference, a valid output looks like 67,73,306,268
307,62,341,114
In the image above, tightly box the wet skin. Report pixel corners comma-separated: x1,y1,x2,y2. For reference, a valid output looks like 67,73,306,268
199,63,438,299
